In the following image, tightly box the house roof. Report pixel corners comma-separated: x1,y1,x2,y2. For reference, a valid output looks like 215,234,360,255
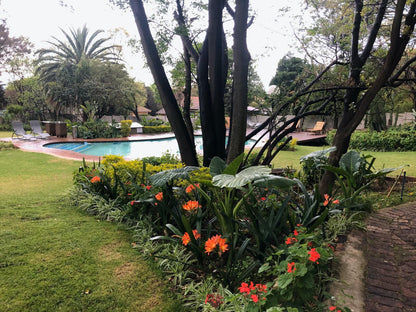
137,106,151,115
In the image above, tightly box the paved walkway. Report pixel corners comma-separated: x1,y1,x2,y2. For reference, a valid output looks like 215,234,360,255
366,202,416,311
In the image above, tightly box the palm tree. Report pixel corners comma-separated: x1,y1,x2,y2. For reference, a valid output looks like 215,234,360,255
36,25,118,82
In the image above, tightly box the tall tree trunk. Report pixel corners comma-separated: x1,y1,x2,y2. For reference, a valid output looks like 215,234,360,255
129,0,198,166
198,0,228,166
227,0,250,164
182,46,194,142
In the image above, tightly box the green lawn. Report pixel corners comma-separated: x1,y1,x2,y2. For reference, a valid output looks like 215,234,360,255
271,145,416,177
0,150,182,311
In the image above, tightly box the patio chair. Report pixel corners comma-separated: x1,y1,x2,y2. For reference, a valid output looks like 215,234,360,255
12,121,36,140
29,120,50,139
306,121,325,135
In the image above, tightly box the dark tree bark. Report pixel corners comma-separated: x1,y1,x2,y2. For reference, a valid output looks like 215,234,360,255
198,0,228,166
226,0,251,164
129,0,198,166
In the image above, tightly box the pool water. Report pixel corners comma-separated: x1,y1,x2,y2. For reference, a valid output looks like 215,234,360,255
45,136,257,159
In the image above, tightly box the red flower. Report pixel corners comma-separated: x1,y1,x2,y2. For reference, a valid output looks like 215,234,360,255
130,201,135,206
261,197,266,201
287,262,296,273
293,229,299,236
205,234,228,256
205,293,223,308
329,306,341,312
308,248,321,263
181,230,201,246
251,294,259,303
285,237,298,245
146,185,152,191
182,200,201,212
239,282,251,294
307,242,314,247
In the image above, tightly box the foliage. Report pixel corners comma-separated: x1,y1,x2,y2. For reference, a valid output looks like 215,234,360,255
326,126,416,152
120,119,132,137
0,141,15,150
76,119,118,139
300,147,336,185
139,116,166,126
141,152,182,166
72,152,364,310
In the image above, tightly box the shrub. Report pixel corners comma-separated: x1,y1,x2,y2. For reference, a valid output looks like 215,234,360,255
143,125,172,133
76,120,117,139
120,120,132,137
0,141,15,150
326,126,416,151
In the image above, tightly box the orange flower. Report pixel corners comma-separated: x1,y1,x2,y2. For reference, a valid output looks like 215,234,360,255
181,230,201,246
205,234,228,256
182,200,201,212
90,176,101,183
185,183,199,193
323,194,339,206
155,192,163,201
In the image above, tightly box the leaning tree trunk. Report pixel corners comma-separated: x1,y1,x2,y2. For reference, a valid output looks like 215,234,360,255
129,0,198,166
319,0,416,195
226,0,250,164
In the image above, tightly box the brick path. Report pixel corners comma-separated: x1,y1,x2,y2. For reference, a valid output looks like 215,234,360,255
366,202,416,311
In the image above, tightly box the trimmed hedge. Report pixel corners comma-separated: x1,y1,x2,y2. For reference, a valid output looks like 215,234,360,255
326,125,416,151
143,125,172,133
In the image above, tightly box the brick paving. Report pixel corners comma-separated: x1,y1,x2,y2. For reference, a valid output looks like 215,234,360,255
366,202,416,311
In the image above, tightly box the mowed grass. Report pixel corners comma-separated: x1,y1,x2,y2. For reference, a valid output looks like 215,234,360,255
270,144,416,177
0,150,181,312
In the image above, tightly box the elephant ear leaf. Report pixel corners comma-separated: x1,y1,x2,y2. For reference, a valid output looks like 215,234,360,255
340,151,362,174
209,156,227,177
213,166,271,189
253,175,296,189
150,166,199,187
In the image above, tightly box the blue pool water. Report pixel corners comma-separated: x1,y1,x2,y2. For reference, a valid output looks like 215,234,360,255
45,136,256,159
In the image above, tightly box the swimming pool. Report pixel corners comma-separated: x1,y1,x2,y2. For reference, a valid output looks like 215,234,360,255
45,136,257,159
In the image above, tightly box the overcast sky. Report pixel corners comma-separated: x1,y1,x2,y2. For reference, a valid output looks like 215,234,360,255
2,0,305,87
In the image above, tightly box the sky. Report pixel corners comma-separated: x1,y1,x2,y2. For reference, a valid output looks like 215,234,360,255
2,0,305,88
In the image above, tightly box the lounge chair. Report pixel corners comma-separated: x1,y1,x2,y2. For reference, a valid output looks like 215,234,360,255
30,120,51,139
12,121,36,140
306,121,325,135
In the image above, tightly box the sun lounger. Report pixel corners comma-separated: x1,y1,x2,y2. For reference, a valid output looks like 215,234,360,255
306,121,325,135
30,120,51,139
12,121,36,140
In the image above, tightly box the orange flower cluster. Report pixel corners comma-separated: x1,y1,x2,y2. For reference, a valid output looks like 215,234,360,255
185,183,200,193
181,230,201,246
90,176,101,183
155,192,163,201
182,200,201,212
323,194,340,206
205,235,228,256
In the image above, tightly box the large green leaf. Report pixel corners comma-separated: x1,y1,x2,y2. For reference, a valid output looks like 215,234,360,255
149,166,199,187
209,156,226,176
223,153,244,175
212,166,271,188
300,146,336,162
339,150,362,174
253,175,296,189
